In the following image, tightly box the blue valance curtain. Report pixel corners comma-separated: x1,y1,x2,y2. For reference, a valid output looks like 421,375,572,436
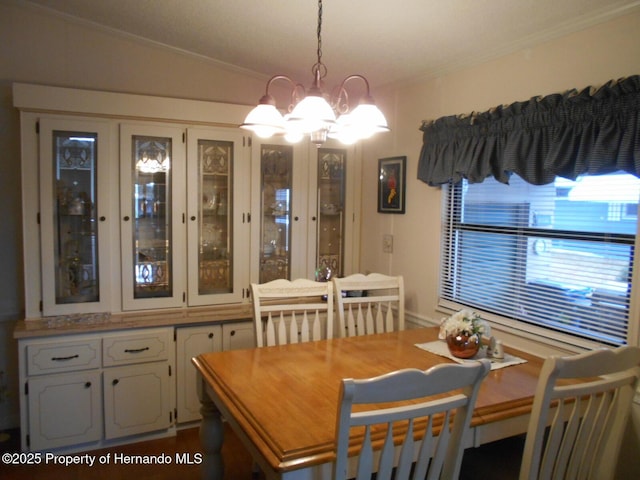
417,75,640,186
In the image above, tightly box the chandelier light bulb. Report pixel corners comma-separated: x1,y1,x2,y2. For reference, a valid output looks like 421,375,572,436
240,102,285,138
286,95,336,134
349,103,390,138
328,113,360,144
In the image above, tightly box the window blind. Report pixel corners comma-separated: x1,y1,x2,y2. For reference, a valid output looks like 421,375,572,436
440,172,638,345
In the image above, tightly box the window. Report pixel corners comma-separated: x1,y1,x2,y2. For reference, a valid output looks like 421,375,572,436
440,172,639,346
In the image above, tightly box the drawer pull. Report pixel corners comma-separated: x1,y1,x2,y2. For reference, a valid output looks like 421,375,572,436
51,354,80,361
112,379,119,386
85,382,92,388
124,347,150,354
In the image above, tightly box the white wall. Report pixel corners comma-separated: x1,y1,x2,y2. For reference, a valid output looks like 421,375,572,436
362,10,640,335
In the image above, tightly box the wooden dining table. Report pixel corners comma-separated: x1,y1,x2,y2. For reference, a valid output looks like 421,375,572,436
192,327,544,480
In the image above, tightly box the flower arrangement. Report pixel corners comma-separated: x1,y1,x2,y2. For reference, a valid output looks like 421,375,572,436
439,309,490,344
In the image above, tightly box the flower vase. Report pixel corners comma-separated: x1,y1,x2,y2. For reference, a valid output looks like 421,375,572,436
446,334,480,359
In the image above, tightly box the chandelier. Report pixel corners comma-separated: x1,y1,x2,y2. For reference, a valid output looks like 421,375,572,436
240,0,389,146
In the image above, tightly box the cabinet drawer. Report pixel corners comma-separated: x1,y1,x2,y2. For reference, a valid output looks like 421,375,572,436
27,338,101,375
103,328,172,366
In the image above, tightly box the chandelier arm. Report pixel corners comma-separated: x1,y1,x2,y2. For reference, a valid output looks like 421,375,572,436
331,86,350,115
260,75,306,111
336,74,373,98
290,83,306,112
331,74,374,114
264,75,298,97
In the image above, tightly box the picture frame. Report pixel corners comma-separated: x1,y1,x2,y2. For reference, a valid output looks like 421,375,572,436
378,156,406,214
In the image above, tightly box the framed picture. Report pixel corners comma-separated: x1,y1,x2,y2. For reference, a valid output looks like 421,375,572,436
378,156,406,214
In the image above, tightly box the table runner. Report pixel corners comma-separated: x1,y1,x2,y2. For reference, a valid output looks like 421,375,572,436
415,340,527,370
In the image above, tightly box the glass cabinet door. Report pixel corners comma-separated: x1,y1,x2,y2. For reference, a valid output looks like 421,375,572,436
186,128,249,306
316,148,346,278
38,117,112,315
120,124,186,310
259,144,294,283
132,137,172,298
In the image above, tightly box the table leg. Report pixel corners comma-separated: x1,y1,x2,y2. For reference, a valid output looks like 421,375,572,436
198,380,224,479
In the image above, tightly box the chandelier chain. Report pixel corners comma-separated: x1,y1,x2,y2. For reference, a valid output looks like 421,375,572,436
313,0,327,80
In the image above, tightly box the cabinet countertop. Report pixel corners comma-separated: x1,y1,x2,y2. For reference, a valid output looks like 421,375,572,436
14,304,254,339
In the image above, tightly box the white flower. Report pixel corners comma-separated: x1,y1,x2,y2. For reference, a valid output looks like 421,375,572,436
439,309,490,341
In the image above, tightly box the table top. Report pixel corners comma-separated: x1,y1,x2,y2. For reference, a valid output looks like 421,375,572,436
193,327,543,474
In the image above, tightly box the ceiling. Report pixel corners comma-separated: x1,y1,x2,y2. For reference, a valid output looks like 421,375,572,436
24,0,640,89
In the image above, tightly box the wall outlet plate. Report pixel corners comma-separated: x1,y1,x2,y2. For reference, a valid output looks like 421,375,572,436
383,234,393,253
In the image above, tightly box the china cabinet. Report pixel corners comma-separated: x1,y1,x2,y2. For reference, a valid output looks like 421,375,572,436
251,138,360,283
38,117,114,316
14,82,363,454
17,84,257,318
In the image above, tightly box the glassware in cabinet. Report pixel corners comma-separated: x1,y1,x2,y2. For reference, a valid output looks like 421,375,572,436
259,144,294,283
186,128,249,306
132,137,171,298
316,148,346,278
120,124,186,310
199,140,231,294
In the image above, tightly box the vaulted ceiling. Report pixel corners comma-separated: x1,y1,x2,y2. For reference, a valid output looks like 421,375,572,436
24,0,640,88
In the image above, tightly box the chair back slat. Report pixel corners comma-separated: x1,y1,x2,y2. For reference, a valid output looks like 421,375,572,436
333,273,405,338
333,360,491,480
395,418,415,480
251,278,334,347
356,426,374,479
366,303,376,334
288,312,299,344
519,346,640,480
412,416,434,479
266,312,276,346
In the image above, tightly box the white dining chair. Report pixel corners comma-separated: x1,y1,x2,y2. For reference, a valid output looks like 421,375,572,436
519,345,640,480
333,273,404,337
251,278,334,347
333,359,492,480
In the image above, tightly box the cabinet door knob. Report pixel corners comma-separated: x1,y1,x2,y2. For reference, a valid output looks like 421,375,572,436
99,216,106,222
294,216,299,221
208,333,214,339
230,330,236,336
112,379,119,386
311,216,317,221
191,215,196,221
85,382,92,388
123,215,130,221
